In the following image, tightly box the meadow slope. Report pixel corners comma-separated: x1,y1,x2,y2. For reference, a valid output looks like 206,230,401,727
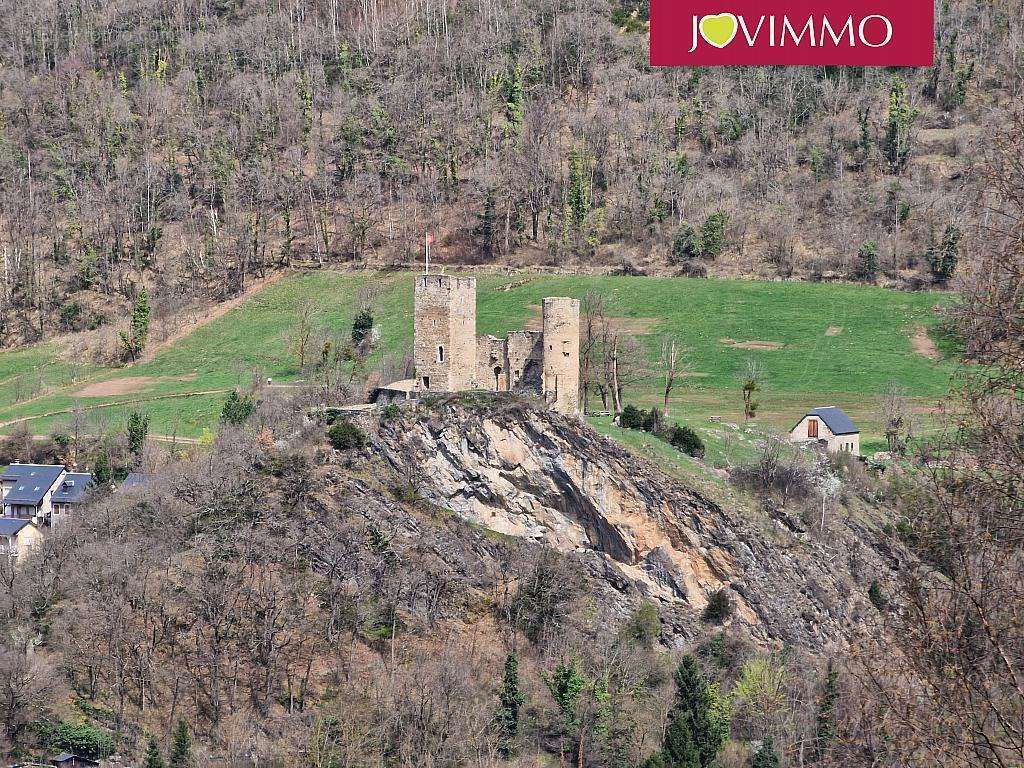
0,272,955,451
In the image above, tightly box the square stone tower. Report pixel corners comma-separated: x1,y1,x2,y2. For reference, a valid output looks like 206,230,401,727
414,274,477,392
541,297,581,414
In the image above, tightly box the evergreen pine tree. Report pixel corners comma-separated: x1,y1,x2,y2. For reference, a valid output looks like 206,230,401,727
645,655,730,768
126,411,150,461
813,661,839,761
144,736,165,768
220,390,256,426
566,149,591,232
351,308,374,345
855,241,880,281
495,652,525,757
504,62,524,125
884,77,919,174
169,720,192,768
93,449,111,486
120,287,151,362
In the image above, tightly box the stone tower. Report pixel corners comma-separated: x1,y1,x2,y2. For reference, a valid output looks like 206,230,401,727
414,274,477,392
541,297,580,414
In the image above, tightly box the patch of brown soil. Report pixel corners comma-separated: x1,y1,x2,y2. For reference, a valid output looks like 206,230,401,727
911,326,940,360
75,377,158,397
719,338,784,351
825,326,842,336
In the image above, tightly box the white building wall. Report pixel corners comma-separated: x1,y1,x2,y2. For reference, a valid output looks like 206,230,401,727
789,415,860,456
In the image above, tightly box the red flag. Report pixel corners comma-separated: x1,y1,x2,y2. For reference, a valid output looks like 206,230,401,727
426,232,435,245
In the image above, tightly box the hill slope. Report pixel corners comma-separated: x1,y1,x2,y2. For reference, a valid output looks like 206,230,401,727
0,272,953,447
0,0,1018,343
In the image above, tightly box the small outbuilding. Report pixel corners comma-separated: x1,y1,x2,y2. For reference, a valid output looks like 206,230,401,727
790,406,860,456
51,754,99,768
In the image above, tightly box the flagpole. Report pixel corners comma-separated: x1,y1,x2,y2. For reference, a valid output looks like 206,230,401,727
425,232,430,274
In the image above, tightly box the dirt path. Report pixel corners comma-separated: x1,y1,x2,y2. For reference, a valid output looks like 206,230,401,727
140,270,290,363
27,433,201,445
0,388,231,429
0,272,289,416
911,325,940,360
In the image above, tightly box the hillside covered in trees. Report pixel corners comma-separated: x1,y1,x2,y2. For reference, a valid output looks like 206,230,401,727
0,0,1020,345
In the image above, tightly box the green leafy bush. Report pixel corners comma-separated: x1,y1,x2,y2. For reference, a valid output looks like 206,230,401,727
868,580,888,611
669,424,706,457
856,241,880,281
351,309,374,345
619,404,644,429
670,223,700,263
702,588,733,624
51,722,114,760
221,390,257,425
327,419,366,450
641,407,664,434
700,211,730,259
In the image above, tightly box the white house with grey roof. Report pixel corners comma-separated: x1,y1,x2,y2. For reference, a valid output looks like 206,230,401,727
1,464,93,527
789,406,860,456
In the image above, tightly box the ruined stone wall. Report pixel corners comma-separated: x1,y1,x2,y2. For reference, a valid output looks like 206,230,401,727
414,275,477,392
541,297,581,414
505,331,543,392
477,335,507,391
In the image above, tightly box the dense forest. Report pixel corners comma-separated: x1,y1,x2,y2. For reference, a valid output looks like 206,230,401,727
0,0,1021,345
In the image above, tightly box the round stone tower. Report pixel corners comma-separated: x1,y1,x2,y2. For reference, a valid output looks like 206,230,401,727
541,297,580,414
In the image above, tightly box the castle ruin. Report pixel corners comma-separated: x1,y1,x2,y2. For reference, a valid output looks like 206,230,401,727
411,274,580,414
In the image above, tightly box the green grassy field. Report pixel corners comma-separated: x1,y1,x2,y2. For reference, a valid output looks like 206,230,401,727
0,271,956,448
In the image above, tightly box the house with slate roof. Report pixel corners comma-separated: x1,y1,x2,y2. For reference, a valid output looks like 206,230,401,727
789,406,860,456
1,464,93,527
0,518,42,562
120,472,151,490
50,473,94,525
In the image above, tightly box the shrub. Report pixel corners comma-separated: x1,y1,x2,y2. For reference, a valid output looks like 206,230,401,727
327,419,366,450
669,424,706,458
351,309,374,345
868,580,888,611
700,211,730,259
380,403,402,422
855,241,879,281
702,588,733,624
641,407,664,434
619,404,644,429
59,301,83,331
622,601,662,647
670,223,700,263
221,390,257,425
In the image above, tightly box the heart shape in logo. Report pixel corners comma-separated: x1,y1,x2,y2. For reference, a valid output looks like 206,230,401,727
699,13,739,48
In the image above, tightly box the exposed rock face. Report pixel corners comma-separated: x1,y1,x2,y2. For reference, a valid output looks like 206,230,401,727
370,396,904,649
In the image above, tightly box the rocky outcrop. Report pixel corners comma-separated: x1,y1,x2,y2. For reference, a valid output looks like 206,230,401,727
369,395,905,649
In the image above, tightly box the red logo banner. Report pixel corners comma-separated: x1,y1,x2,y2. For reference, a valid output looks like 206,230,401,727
650,0,934,66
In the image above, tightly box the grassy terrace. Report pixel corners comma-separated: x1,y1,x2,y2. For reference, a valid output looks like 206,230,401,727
0,272,955,451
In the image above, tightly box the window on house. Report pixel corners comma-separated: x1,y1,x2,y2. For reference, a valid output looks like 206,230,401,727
438,345,444,363
807,419,819,438
422,376,430,389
